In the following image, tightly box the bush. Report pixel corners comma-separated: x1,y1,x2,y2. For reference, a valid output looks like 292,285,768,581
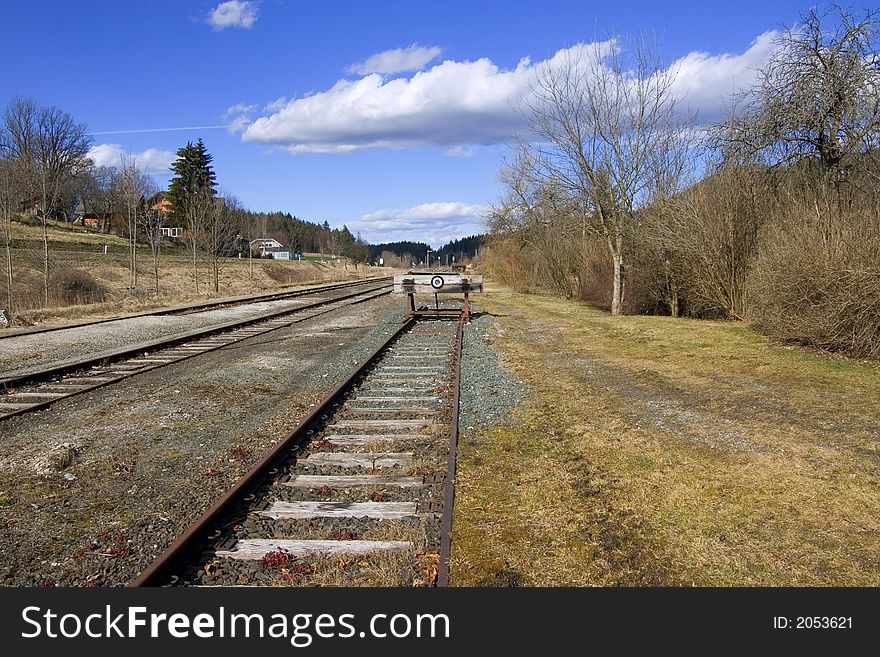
749,210,880,358
49,269,108,305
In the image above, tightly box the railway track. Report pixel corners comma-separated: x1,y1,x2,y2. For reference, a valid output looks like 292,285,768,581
0,281,392,421
132,313,463,587
0,276,392,340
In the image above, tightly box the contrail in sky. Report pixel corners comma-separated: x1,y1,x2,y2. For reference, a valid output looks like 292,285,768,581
90,125,229,135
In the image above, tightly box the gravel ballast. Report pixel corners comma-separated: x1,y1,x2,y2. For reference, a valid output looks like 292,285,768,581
0,295,404,586
0,284,385,380
459,311,530,434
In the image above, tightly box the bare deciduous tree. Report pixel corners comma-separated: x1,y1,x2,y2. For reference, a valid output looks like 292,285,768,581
184,189,212,295
117,155,153,292
2,97,92,305
203,193,243,293
520,35,691,314
78,164,117,233
717,6,880,181
138,192,163,298
0,158,26,317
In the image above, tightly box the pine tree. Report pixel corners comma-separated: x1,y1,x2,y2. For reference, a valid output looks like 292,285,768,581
167,139,217,293
168,139,216,225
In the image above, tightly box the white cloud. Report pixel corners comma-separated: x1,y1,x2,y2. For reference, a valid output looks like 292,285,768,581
670,30,778,121
87,144,176,176
243,55,535,153
347,44,443,76
346,202,488,247
264,96,288,112
207,1,258,31
241,34,779,154
223,103,257,119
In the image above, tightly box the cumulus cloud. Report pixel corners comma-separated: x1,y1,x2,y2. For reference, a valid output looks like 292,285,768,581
670,30,778,121
223,103,257,119
347,44,444,76
87,144,176,176
243,55,535,153
207,1,258,31
345,202,488,247
241,34,778,154
264,96,288,112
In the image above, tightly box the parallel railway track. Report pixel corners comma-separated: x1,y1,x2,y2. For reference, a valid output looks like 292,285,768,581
0,280,392,421
0,276,392,340
132,313,464,587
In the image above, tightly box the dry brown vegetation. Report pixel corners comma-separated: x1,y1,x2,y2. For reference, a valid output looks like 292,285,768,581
451,286,880,586
0,223,381,326
486,6,880,359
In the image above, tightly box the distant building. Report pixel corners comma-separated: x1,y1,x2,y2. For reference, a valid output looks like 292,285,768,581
151,196,172,214
250,238,285,256
72,201,112,229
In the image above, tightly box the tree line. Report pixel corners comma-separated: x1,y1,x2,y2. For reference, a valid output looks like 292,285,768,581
0,103,373,316
370,235,484,268
486,5,880,358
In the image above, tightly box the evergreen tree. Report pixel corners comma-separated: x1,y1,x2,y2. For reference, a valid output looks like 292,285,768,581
168,138,216,225
167,138,217,293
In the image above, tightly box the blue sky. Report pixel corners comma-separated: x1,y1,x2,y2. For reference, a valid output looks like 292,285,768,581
1,0,816,246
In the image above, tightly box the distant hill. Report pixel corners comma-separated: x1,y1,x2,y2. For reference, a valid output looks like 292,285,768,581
435,235,484,263
369,234,485,266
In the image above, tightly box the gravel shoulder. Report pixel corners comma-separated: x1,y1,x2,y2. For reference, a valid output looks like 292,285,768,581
0,295,403,586
459,312,529,435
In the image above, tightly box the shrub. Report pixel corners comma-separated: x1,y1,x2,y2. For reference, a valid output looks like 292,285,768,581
50,269,108,305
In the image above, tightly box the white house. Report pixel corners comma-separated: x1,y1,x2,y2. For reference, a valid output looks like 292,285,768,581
250,238,285,256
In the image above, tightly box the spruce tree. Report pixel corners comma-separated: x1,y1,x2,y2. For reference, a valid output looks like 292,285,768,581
167,139,217,293
168,138,216,225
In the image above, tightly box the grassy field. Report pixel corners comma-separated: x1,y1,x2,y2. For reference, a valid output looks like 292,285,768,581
451,285,880,586
2,220,387,325
9,219,169,254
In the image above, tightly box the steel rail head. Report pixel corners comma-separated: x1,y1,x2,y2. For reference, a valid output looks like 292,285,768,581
130,316,416,587
437,312,465,587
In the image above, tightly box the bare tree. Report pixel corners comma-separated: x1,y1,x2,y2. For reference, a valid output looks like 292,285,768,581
116,155,154,292
520,35,691,314
184,189,211,295
78,164,116,233
0,158,26,317
488,148,584,296
2,98,92,305
139,192,163,298
717,6,880,186
203,193,243,293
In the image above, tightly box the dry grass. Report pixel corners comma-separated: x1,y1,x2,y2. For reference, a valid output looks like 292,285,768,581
451,285,880,586
2,220,388,325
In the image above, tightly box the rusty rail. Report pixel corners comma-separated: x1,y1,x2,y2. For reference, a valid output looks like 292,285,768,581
1,284,390,398
437,312,465,586
0,276,392,340
131,317,418,586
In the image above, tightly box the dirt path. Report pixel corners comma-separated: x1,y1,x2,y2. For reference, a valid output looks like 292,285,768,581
451,287,880,586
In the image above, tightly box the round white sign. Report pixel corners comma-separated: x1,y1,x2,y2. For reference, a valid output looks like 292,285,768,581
430,275,444,289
